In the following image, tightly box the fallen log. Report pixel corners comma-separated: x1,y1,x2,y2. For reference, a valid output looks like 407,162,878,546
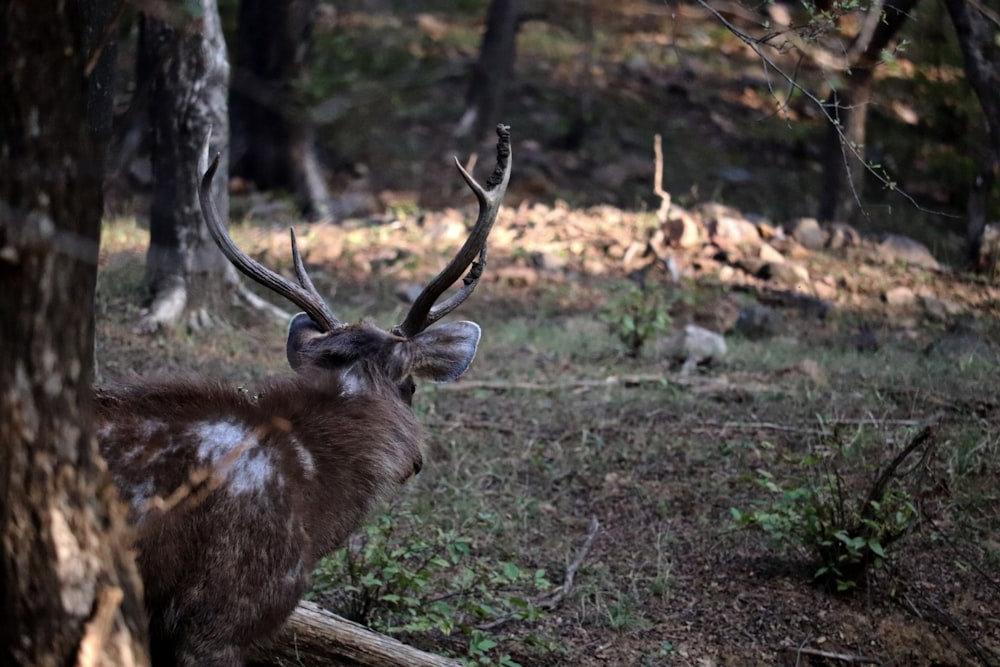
250,601,462,667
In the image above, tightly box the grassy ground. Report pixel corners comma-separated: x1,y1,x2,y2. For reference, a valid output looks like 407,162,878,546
96,205,1000,665
97,2,1000,665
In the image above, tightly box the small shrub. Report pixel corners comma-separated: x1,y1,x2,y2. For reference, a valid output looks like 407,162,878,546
600,281,673,357
732,426,934,592
311,503,551,667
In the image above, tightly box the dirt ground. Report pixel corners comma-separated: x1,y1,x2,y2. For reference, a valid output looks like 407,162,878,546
96,3,999,665
97,195,1000,666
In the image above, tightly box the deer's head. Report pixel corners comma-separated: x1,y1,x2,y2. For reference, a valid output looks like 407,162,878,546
199,125,511,411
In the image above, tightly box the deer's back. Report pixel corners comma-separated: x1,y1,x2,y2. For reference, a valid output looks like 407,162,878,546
95,375,421,664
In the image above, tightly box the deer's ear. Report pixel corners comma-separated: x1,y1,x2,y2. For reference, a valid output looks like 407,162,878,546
286,313,326,370
406,321,481,382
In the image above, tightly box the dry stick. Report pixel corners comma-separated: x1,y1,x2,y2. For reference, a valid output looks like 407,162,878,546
859,420,937,523
439,375,670,392
477,516,600,632
540,515,601,610
652,134,671,221
782,644,880,664
699,418,924,434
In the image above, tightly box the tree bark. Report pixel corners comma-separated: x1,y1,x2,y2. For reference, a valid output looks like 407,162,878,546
231,0,332,220
943,0,1000,266
0,1,149,665
250,601,462,667
138,0,233,331
818,0,918,223
454,0,521,142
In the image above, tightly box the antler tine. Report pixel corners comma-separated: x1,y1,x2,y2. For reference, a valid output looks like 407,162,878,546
199,153,341,331
395,124,512,338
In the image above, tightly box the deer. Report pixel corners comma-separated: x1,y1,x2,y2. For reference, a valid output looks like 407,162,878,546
96,125,511,667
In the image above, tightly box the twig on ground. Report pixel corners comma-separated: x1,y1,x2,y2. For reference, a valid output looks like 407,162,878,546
539,515,601,610
438,375,670,393
476,516,600,632
782,644,880,664
430,418,518,435
694,418,924,436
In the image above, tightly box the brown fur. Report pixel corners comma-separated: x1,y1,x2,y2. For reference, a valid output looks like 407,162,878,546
95,322,454,667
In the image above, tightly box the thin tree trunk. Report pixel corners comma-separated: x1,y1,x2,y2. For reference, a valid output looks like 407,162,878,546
139,0,232,332
818,0,918,223
943,0,1000,266
454,0,520,142
0,1,149,665
231,0,331,220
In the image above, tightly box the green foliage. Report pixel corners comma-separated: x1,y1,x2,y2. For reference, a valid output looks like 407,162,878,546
600,282,673,357
311,504,551,667
731,430,928,592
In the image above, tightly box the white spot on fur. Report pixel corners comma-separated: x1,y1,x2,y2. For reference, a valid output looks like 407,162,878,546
96,422,114,441
128,480,155,520
193,420,275,495
139,419,167,439
228,449,275,494
196,421,255,461
290,437,315,477
339,368,364,396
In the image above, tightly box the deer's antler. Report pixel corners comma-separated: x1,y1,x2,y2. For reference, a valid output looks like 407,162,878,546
394,124,512,338
199,155,341,331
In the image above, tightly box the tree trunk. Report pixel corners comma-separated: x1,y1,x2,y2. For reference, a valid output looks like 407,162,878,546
943,0,1000,267
231,0,331,220
0,2,149,665
817,0,918,223
454,0,521,142
138,0,233,332
250,601,462,667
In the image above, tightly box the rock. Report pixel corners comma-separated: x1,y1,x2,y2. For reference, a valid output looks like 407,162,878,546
883,286,916,307
790,263,811,284
790,217,825,250
655,324,727,372
826,222,861,249
877,234,940,270
698,203,760,249
736,257,768,277
756,220,779,240
531,250,569,272
733,304,784,339
921,295,962,322
925,322,995,361
758,242,785,263
622,241,649,271
760,261,809,286
813,278,838,301
718,265,736,282
665,212,704,248
772,237,812,260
